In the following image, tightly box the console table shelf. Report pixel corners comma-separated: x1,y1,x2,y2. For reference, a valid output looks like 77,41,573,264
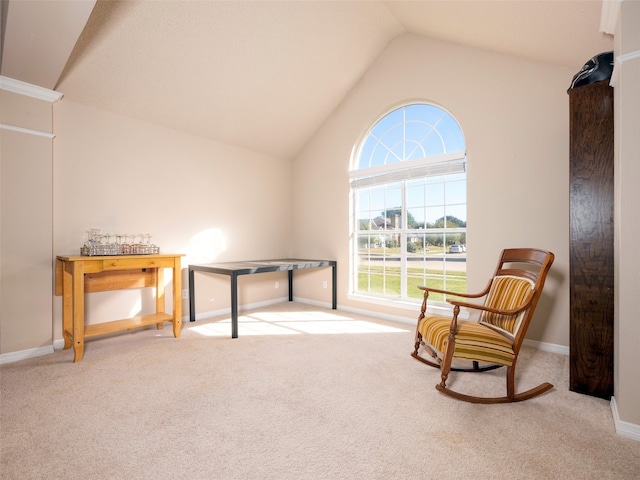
83,313,174,338
55,254,184,362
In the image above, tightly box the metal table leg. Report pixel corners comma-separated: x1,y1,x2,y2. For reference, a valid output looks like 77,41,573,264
332,263,337,309
189,268,196,322
231,272,238,338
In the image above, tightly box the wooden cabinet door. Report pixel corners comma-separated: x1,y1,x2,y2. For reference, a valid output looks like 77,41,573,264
569,80,614,400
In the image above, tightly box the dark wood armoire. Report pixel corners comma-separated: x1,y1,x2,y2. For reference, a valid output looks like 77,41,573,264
568,79,614,400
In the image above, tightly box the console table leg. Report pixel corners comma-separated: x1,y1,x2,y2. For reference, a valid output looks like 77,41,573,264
71,262,85,363
61,263,73,350
172,259,182,338
156,268,164,330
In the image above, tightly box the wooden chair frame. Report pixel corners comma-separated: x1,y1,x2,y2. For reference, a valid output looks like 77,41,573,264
411,248,555,404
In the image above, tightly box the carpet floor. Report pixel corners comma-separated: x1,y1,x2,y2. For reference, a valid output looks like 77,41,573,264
1,302,639,479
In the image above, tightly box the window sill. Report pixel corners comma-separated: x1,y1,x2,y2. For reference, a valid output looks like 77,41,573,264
346,293,469,319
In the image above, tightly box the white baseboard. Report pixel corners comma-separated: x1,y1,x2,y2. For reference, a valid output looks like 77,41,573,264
611,396,640,441
188,298,572,355
338,303,575,358
3,300,639,441
3,298,294,364
336,302,418,327
522,338,570,356
184,296,291,322
0,345,54,364
0,302,571,363
292,296,336,310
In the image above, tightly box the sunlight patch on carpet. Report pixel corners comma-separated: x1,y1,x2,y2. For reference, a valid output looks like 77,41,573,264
188,310,409,336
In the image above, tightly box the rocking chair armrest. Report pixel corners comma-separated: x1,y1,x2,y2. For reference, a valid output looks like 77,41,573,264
447,289,536,316
418,285,488,299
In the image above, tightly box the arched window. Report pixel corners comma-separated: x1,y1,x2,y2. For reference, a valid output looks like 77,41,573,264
350,103,466,305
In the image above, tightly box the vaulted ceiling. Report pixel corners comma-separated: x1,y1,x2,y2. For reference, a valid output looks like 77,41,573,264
1,0,613,159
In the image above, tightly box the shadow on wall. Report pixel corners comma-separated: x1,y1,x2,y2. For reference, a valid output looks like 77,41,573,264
530,266,565,344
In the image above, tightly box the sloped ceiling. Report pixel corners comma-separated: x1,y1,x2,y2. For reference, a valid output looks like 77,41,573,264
1,0,613,159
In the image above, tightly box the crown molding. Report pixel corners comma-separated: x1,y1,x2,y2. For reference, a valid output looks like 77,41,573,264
609,49,640,88
618,50,640,63
600,0,621,35
0,123,55,139
0,76,63,103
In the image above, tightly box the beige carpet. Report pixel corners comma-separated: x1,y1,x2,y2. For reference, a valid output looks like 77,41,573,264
1,302,639,479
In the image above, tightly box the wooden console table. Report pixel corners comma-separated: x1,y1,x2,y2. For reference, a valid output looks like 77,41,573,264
55,254,184,362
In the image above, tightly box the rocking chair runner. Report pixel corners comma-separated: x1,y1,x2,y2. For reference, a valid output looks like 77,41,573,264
412,248,555,404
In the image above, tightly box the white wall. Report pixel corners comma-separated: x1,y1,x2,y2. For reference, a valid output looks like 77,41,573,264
51,100,294,336
1,90,54,355
292,33,574,347
1,25,637,436
613,0,640,431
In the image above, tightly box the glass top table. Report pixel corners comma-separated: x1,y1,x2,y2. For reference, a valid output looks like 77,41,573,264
188,259,337,338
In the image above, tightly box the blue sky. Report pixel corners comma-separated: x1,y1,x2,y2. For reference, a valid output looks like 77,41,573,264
356,104,466,226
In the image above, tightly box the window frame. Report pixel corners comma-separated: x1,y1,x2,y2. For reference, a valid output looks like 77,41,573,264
348,102,467,312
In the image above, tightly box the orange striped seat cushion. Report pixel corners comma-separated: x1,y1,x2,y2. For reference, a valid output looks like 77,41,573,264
418,315,515,367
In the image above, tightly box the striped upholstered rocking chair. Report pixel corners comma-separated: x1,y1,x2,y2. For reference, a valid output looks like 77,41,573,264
412,248,555,404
